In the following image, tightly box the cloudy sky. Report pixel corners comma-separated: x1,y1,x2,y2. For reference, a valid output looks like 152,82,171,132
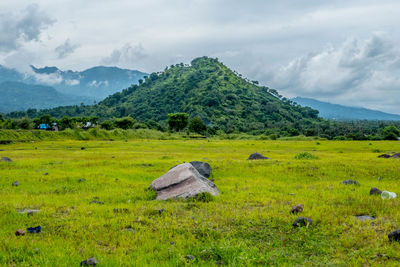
1,0,400,114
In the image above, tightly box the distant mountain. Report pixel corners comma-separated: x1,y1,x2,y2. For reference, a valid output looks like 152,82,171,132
0,64,147,112
10,57,323,134
29,65,148,99
0,81,93,113
292,97,400,121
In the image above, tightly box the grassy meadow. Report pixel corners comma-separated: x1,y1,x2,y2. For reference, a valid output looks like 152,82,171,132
1,139,400,266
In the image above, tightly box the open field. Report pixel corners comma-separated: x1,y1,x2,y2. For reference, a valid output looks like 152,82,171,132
1,139,400,266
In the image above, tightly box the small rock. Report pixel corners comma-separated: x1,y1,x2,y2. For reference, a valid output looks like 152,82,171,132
43,172,49,175
170,241,175,245
27,209,40,216
185,255,196,261
340,179,360,185
247,153,269,160
12,181,19,187
81,147,85,150
290,204,303,214
90,201,104,205
215,261,223,265
26,226,41,233
158,208,165,215
378,154,391,158
289,193,295,195
1,156,12,162
78,178,86,183
388,229,400,242
355,215,375,222
370,187,382,195
80,257,98,266
113,208,129,213
15,229,25,236
293,217,312,227
391,153,400,159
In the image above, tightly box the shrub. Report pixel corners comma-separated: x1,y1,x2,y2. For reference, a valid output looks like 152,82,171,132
294,152,319,160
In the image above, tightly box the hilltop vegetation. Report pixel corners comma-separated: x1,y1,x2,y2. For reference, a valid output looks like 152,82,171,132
6,57,322,134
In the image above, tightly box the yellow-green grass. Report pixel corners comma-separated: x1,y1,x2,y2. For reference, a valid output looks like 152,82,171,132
1,140,400,266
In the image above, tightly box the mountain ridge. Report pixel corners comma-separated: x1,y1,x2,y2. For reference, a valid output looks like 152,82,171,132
293,97,400,121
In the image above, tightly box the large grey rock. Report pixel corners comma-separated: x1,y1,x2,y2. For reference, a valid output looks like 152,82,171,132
190,161,211,178
150,163,219,200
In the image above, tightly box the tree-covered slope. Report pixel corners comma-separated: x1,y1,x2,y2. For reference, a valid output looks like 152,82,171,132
7,57,322,133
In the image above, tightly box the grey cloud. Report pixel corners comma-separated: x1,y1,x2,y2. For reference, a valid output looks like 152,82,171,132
101,43,148,67
55,39,80,59
265,34,400,113
0,4,54,52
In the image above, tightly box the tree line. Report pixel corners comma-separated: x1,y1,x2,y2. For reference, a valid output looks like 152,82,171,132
0,112,399,140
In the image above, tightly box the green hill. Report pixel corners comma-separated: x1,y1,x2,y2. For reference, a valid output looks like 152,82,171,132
7,57,322,134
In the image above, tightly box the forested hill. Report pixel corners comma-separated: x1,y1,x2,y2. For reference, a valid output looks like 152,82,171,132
7,57,322,133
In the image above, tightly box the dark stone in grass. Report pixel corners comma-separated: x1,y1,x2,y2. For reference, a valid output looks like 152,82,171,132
190,161,212,178
293,217,312,227
26,226,41,233
12,181,19,187
15,229,25,236
378,154,391,158
388,229,400,242
81,147,85,150
290,204,303,214
247,153,269,160
392,153,400,159
340,179,360,185
158,208,165,215
170,241,175,245
78,178,86,183
185,255,196,261
80,257,98,266
113,208,129,213
355,215,375,221
1,156,12,162
43,172,48,175
370,187,382,195
90,201,104,205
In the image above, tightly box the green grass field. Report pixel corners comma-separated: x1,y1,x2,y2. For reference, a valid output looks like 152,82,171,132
1,139,400,266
